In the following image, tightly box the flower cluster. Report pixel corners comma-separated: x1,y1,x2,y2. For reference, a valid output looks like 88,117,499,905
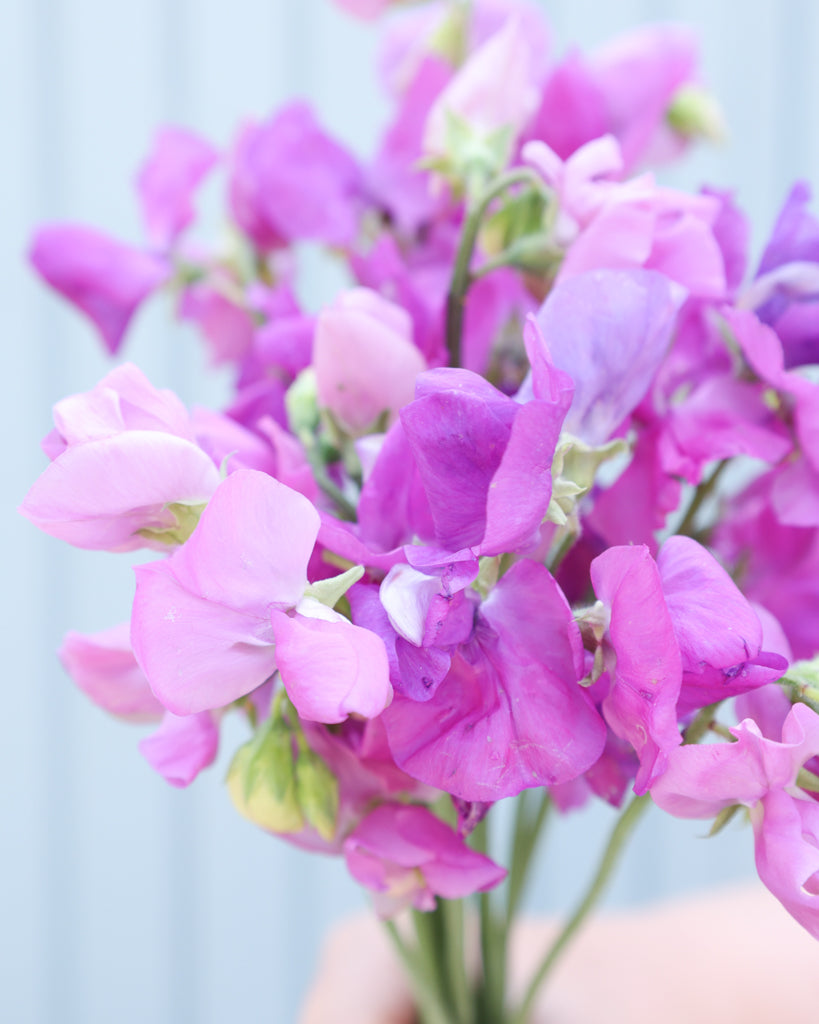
22,0,819,1013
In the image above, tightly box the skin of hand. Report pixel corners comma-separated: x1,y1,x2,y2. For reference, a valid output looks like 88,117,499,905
299,885,819,1024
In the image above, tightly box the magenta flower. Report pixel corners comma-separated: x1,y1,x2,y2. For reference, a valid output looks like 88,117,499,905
136,126,219,249
400,365,572,555
590,544,683,793
20,363,220,551
652,703,819,939
344,803,506,916
29,225,170,354
657,535,787,714
131,469,392,722
228,102,361,251
382,560,606,801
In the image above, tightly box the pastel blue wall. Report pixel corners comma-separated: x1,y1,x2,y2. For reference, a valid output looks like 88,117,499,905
3,1,818,1021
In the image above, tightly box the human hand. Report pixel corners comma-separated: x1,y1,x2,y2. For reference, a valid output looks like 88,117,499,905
300,885,819,1024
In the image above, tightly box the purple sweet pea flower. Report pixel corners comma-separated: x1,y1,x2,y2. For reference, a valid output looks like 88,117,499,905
382,560,606,801
532,268,682,445
400,365,572,555
136,126,219,250
652,703,819,939
228,102,361,251
20,363,221,552
29,225,170,354
344,803,507,916
131,469,392,723
746,182,819,369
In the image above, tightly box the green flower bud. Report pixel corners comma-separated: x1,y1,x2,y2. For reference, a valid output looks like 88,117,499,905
227,717,304,835
667,84,725,143
295,741,339,843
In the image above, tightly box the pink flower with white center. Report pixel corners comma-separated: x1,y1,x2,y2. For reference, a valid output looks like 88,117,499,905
313,288,426,436
344,803,506,916
20,363,221,552
652,703,819,939
131,469,392,723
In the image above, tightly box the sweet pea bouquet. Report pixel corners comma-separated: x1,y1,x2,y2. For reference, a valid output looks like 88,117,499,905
22,0,819,1021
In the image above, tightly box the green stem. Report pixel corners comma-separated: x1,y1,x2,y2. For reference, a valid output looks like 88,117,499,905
471,817,506,1024
682,701,723,746
676,459,729,538
446,167,544,367
439,897,473,1024
506,790,551,921
411,907,452,1020
511,793,651,1024
383,920,452,1024
299,430,357,521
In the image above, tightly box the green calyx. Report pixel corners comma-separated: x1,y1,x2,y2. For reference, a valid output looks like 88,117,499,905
137,501,208,546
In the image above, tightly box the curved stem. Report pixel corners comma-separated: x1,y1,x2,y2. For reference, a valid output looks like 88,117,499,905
446,167,544,367
511,793,651,1024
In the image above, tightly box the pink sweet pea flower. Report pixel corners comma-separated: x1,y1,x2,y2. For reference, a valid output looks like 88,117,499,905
657,536,788,714
136,126,219,250
29,225,170,354
20,363,221,552
590,545,683,794
344,803,506,916
228,102,361,251
177,276,256,366
313,288,426,436
59,623,218,787
713,478,819,662
528,25,699,172
131,469,392,723
423,16,539,163
59,622,164,719
139,710,219,788
651,703,819,939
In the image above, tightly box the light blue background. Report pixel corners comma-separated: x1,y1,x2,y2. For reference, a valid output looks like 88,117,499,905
3,1,818,1021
